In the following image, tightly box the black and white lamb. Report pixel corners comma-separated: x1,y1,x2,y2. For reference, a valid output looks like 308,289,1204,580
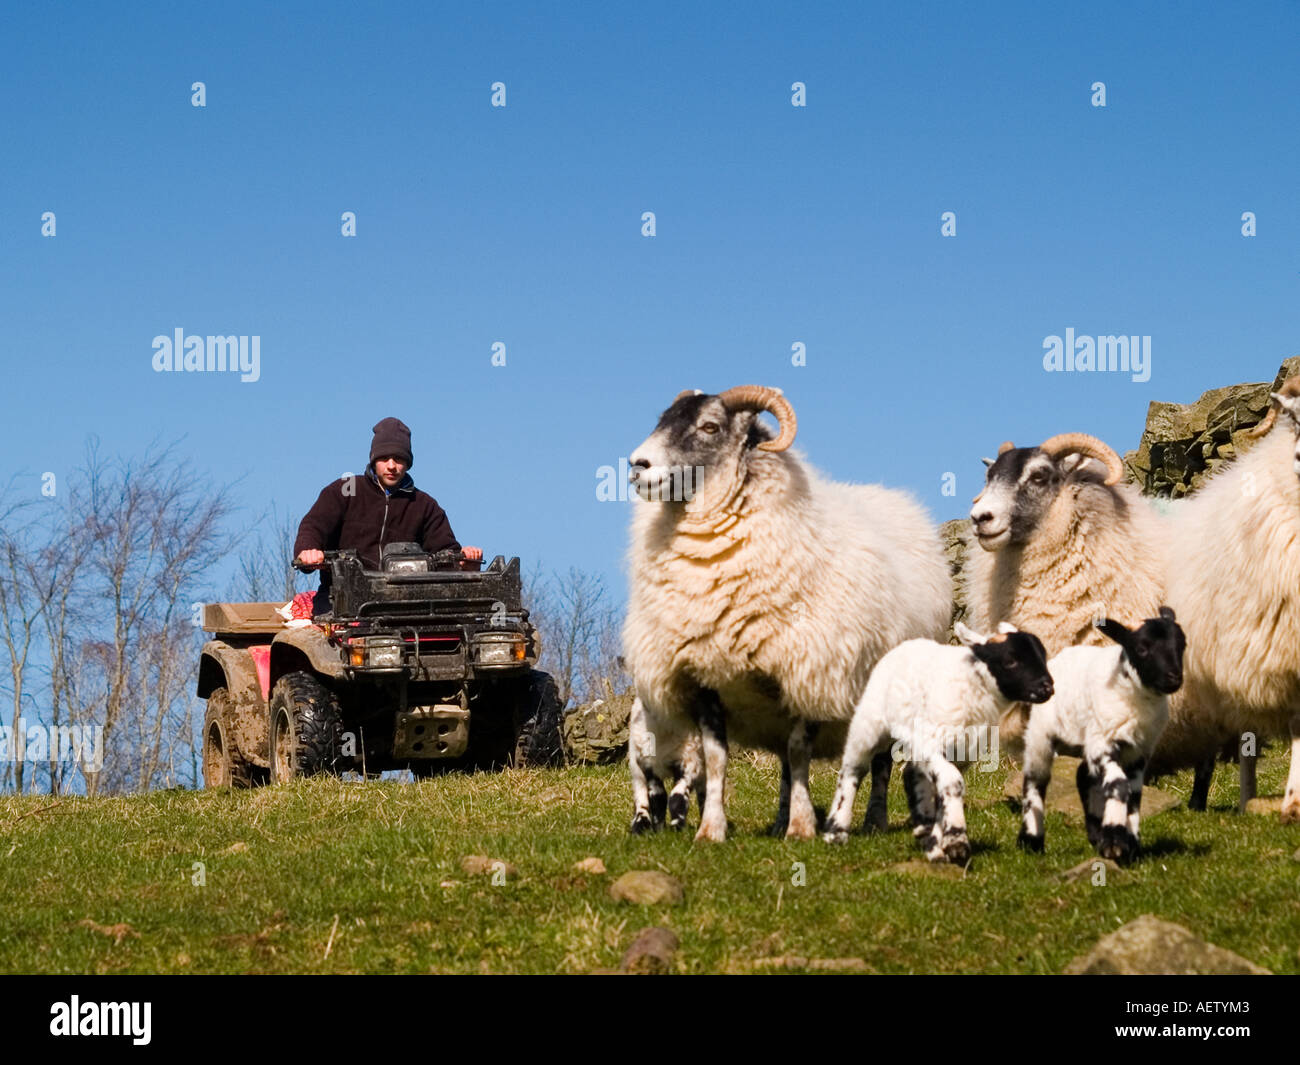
822,621,1054,864
1018,608,1186,863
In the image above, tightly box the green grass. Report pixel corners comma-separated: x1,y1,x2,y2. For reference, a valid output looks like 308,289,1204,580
2,749,1298,974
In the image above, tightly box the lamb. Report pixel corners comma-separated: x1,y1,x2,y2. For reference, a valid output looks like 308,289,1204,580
1018,609,1186,862
622,385,952,841
1157,376,1300,820
822,622,1054,863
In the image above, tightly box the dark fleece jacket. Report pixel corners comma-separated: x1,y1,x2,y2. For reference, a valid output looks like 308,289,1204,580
294,466,461,603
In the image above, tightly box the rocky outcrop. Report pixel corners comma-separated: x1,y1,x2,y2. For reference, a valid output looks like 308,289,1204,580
1124,357,1300,497
561,692,634,764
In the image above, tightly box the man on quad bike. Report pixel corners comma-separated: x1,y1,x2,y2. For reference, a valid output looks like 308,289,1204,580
293,416,484,611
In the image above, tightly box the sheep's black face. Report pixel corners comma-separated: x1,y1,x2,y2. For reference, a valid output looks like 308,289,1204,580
970,448,1064,551
628,393,772,502
971,630,1054,704
1098,607,1186,694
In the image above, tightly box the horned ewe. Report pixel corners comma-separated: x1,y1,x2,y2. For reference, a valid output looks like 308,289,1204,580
964,433,1170,753
1159,376,1300,820
1018,609,1185,863
822,622,1053,863
622,385,951,841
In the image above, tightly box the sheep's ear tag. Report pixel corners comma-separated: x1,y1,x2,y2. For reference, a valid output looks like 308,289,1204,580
997,441,1015,456
981,457,995,468
954,621,983,646
997,622,1017,634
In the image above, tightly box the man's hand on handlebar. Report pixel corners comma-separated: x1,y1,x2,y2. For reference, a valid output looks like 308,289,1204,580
459,545,483,571
295,549,325,570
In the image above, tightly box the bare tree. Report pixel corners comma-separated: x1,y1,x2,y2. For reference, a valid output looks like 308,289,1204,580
0,488,47,792
69,438,235,796
228,502,307,603
524,565,627,709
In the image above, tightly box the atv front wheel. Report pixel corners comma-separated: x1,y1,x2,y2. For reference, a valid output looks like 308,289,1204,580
268,671,344,782
512,670,565,768
203,688,261,788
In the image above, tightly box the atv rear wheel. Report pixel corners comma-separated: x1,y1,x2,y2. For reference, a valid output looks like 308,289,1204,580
203,688,261,788
268,671,345,782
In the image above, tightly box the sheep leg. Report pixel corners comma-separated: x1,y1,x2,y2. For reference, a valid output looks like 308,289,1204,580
823,714,888,843
1077,761,1104,848
1189,754,1214,812
1095,752,1136,864
1239,747,1258,813
666,761,692,829
693,694,729,843
864,750,893,833
767,757,792,837
785,720,819,840
629,745,658,835
1018,759,1051,853
1125,759,1145,844
931,756,971,865
902,761,940,856
1282,715,1300,824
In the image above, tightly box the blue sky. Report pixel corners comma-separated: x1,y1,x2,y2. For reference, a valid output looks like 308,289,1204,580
1,1,1297,603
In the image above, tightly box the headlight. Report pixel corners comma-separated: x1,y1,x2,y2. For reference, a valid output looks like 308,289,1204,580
348,636,402,668
473,633,527,665
385,558,429,574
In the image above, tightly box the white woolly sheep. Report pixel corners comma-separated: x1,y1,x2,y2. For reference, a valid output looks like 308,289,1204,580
822,621,1054,863
1018,609,1186,862
622,385,952,841
1158,376,1300,820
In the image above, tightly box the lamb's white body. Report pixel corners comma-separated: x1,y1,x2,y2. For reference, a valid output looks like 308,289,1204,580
1020,644,1169,856
625,445,951,841
1160,423,1300,819
822,638,1011,862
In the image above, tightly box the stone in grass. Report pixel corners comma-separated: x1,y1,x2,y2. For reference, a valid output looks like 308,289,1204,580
881,860,966,880
460,855,518,879
1058,858,1125,884
573,856,606,875
1004,756,1180,819
619,927,680,974
609,870,685,905
1064,914,1270,975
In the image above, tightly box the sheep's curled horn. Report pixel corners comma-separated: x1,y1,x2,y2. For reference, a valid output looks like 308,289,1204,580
1247,375,1300,438
716,385,798,452
1039,433,1125,486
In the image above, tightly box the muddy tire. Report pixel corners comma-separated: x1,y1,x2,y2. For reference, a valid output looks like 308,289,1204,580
203,688,261,788
268,671,344,782
512,670,565,768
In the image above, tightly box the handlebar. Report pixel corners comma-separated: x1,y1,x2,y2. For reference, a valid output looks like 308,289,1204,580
292,548,475,573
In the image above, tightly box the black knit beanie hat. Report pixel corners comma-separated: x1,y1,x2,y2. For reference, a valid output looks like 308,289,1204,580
370,417,413,468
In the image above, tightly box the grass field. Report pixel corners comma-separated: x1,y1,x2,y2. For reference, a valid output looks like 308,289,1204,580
2,748,1297,974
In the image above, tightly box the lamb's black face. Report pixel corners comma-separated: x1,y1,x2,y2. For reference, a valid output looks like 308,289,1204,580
628,393,773,502
970,448,1064,551
970,630,1054,704
1098,607,1186,694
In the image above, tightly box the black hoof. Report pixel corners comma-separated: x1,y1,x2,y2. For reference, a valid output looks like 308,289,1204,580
630,815,656,835
1099,826,1137,864
1017,828,1044,853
